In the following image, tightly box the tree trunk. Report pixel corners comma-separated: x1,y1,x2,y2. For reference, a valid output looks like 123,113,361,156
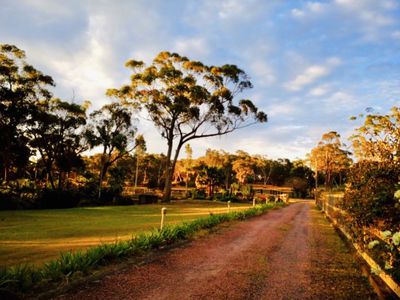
98,161,109,201
225,170,229,190
185,174,189,195
58,171,63,190
134,155,139,189
47,167,56,190
162,138,174,202
162,141,183,202
4,167,8,183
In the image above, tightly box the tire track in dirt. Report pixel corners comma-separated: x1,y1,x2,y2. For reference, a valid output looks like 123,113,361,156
55,202,377,300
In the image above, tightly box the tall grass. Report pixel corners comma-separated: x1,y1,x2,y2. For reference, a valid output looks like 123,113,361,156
0,202,284,296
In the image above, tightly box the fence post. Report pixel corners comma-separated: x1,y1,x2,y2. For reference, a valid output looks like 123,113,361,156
227,200,231,213
160,207,167,230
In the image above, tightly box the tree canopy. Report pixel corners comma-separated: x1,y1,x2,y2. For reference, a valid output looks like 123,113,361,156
108,51,267,201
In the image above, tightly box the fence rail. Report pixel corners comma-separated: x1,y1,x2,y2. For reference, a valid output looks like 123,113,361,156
316,192,400,297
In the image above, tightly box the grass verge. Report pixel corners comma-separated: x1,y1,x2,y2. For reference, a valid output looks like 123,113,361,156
0,202,284,297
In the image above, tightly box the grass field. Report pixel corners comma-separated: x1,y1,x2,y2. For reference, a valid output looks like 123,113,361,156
0,201,251,267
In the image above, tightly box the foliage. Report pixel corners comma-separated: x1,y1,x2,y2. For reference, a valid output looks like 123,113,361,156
0,44,54,182
0,44,315,209
342,161,400,231
365,228,400,282
351,106,400,162
232,151,256,184
108,51,267,202
342,107,400,232
29,99,88,190
85,103,139,199
308,131,352,188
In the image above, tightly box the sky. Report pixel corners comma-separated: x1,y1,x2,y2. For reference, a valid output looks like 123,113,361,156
1,0,399,160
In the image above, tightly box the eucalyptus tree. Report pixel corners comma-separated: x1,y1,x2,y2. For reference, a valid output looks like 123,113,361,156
351,106,400,163
85,102,142,199
232,151,256,184
108,51,267,201
194,164,224,197
253,155,272,185
308,131,351,188
29,99,88,189
0,44,54,181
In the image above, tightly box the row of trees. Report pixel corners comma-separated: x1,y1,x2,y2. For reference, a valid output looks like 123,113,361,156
344,107,400,231
308,107,400,220
129,147,314,198
1,44,268,207
312,107,400,281
0,44,144,202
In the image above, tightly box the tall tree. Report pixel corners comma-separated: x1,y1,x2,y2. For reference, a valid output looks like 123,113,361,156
308,131,351,188
232,151,256,184
253,155,272,185
0,44,54,181
351,106,400,163
194,164,224,197
108,51,267,201
29,99,88,189
85,103,141,199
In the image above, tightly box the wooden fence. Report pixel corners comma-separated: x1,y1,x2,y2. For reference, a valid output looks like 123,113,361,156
316,192,400,297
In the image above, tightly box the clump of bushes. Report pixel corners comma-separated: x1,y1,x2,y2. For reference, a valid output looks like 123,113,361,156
340,161,400,283
341,161,400,233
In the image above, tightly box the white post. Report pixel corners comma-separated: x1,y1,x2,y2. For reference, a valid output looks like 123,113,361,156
253,197,256,207
227,200,231,213
160,207,167,230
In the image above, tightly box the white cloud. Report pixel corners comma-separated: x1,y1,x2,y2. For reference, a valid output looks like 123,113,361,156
292,0,398,41
285,65,328,91
266,103,297,117
19,0,78,18
336,0,396,38
392,31,400,40
173,37,210,58
323,91,359,111
284,57,341,91
309,84,330,96
291,1,327,18
217,0,248,19
15,1,167,109
291,8,305,18
249,60,276,86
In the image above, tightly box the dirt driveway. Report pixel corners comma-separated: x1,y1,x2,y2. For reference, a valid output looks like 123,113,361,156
55,201,378,299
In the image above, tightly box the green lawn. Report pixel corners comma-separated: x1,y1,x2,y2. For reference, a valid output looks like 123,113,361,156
0,200,251,267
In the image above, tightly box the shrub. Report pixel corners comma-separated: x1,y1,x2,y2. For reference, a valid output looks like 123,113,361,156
342,161,400,232
138,194,158,204
37,189,81,209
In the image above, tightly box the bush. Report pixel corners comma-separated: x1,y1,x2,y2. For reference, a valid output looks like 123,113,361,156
218,194,239,202
138,194,158,204
191,189,206,200
37,189,82,209
342,161,400,232
0,182,37,210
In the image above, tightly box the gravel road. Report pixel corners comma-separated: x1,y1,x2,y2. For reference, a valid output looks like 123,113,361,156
56,201,378,299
